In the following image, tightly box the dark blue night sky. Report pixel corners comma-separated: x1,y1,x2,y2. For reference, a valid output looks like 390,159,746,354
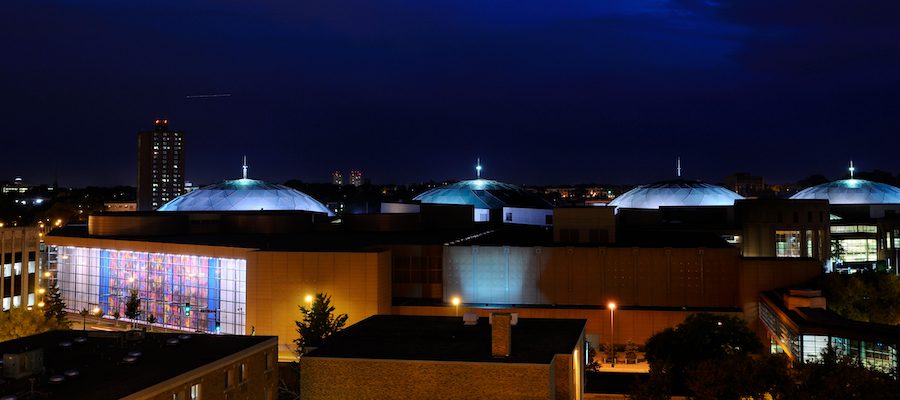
1,1,897,186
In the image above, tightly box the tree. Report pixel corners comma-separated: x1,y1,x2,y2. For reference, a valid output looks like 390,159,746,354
146,313,157,331
625,339,639,363
785,344,899,400
586,342,601,372
823,271,900,325
42,280,67,323
294,293,348,356
124,289,141,328
0,307,69,341
640,313,765,397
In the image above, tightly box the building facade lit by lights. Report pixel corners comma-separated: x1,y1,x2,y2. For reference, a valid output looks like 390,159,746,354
331,170,343,186
137,119,184,211
1,226,43,311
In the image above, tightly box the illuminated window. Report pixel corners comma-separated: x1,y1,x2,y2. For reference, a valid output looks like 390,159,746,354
775,230,801,257
190,384,201,400
839,239,877,262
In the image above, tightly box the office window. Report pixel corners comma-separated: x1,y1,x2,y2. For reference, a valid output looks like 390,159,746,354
805,230,814,258
840,239,877,262
190,384,201,400
239,363,247,382
775,230,801,257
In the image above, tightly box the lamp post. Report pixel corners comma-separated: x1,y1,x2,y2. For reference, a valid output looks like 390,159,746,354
451,296,461,316
608,302,616,368
304,294,314,312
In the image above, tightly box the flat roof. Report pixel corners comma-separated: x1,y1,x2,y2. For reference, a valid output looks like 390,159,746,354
761,291,900,345
48,225,487,252
0,330,275,399
304,314,585,364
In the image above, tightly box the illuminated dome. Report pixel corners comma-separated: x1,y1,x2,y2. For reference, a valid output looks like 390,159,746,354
608,180,744,209
790,179,900,205
158,178,334,215
414,179,552,209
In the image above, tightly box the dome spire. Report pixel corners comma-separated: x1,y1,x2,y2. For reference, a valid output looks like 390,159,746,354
242,155,249,179
848,160,855,179
476,157,483,179
676,157,682,177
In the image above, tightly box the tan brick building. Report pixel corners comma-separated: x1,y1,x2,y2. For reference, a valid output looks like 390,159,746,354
301,315,586,400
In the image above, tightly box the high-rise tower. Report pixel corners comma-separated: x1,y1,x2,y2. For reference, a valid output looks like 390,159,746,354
137,119,185,211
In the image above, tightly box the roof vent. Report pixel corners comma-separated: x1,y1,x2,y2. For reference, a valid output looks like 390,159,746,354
2,349,44,379
48,375,65,384
489,312,518,326
463,312,478,325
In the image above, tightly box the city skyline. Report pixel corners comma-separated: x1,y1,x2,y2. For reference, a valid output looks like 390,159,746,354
2,1,898,186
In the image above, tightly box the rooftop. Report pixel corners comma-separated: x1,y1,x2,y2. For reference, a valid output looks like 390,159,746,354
0,330,275,400
414,179,553,210
48,224,490,252
305,314,585,364
761,291,900,345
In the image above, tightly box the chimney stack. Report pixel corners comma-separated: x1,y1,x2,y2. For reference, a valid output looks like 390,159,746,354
491,312,512,357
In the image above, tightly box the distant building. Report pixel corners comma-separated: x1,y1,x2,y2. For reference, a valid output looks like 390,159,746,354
301,314,586,400
184,180,198,194
724,173,766,197
137,119,184,211
331,170,343,185
1,226,42,311
349,170,363,187
0,330,278,400
103,202,137,212
2,176,28,194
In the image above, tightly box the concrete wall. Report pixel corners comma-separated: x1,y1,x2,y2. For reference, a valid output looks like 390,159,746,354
301,357,553,400
503,207,553,227
246,250,392,359
393,305,738,353
553,208,616,244
444,246,741,308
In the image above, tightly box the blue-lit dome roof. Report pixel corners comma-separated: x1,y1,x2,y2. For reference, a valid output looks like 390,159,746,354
158,178,334,215
608,180,744,209
413,179,552,209
789,179,900,205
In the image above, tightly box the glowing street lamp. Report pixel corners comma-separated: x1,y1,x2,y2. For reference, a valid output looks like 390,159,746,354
608,302,617,368
451,296,461,316
304,294,314,314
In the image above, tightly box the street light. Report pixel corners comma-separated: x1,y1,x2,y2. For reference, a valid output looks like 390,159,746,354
451,296,461,316
608,302,616,368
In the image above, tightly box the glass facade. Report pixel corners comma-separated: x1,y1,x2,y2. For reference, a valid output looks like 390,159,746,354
761,301,898,373
775,230,801,257
839,238,877,263
53,246,246,334
830,225,877,234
